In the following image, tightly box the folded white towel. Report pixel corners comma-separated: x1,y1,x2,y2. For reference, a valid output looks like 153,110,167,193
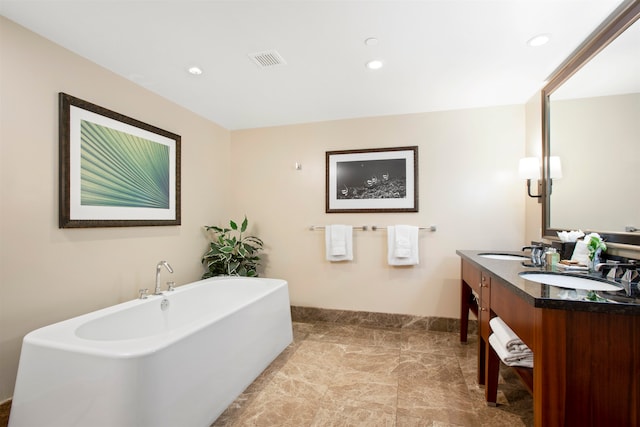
330,224,347,256
489,334,534,368
489,317,531,353
570,239,591,267
393,225,412,258
325,225,353,262
387,225,419,266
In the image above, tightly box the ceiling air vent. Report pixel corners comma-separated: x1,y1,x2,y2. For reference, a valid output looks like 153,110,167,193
248,50,287,68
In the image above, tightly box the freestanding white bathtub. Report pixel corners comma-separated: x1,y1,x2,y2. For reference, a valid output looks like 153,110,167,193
9,276,293,427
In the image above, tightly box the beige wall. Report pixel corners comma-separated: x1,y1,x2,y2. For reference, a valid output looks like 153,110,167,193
0,18,231,400
231,107,527,318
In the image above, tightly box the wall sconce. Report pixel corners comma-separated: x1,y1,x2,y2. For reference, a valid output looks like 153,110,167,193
519,157,542,199
518,156,562,202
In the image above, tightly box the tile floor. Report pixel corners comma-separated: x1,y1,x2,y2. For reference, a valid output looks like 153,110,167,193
0,320,533,427
211,321,533,426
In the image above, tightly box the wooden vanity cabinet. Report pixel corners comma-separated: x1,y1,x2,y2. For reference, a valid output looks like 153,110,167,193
459,255,640,426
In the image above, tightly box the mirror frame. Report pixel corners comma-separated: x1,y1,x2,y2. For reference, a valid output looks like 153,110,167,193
542,1,640,246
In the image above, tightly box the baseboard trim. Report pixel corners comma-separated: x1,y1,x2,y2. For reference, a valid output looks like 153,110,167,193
290,305,477,333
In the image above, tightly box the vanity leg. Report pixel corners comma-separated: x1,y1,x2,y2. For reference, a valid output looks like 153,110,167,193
485,342,500,406
460,281,471,343
478,336,486,385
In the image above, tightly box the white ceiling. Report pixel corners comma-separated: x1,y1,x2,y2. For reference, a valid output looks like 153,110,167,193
0,0,626,130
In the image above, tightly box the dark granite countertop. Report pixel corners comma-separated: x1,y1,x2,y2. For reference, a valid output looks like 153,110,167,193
457,250,640,315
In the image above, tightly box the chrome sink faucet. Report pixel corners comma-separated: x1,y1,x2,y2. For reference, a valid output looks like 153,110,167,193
522,245,544,267
155,261,174,295
596,261,638,296
621,269,640,296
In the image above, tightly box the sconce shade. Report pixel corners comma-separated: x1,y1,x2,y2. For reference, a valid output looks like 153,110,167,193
550,156,563,179
518,157,541,180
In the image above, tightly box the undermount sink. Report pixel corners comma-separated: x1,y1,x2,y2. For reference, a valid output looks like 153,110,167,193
519,272,623,292
478,253,529,261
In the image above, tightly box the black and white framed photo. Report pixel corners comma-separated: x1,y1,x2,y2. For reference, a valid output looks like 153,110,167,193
326,146,418,213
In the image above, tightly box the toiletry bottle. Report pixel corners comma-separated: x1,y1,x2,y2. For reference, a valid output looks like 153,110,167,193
546,248,560,269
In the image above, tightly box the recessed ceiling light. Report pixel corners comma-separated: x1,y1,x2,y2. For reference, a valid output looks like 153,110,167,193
188,66,203,75
364,37,379,46
527,34,551,47
366,59,383,70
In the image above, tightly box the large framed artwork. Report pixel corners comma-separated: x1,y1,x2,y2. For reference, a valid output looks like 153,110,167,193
326,146,418,213
59,93,181,228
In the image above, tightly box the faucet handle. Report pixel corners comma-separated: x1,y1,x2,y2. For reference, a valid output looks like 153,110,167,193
167,281,176,292
139,288,149,299
623,269,639,282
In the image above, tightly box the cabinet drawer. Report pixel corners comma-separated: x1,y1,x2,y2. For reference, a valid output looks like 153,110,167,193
462,260,481,294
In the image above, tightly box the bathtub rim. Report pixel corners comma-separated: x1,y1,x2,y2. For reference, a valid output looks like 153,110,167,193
20,276,289,359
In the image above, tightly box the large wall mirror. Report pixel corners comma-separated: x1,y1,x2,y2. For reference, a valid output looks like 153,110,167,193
542,1,640,246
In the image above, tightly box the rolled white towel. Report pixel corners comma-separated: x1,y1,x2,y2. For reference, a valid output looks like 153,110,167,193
489,317,531,354
489,334,533,368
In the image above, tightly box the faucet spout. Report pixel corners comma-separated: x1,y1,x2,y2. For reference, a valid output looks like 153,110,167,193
155,261,173,295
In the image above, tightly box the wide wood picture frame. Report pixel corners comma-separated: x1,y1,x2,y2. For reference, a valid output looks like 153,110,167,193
326,146,418,213
59,93,181,228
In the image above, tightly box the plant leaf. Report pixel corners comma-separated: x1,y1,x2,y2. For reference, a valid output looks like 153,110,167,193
228,261,240,274
220,245,234,253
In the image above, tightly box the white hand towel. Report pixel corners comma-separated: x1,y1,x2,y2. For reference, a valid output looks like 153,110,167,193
325,225,353,262
394,225,412,258
489,317,531,353
330,224,347,256
387,225,419,266
489,334,533,368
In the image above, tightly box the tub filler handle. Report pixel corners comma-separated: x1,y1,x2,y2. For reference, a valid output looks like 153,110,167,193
139,288,149,299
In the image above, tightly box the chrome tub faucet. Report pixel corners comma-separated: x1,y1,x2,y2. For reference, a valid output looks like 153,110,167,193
155,261,174,295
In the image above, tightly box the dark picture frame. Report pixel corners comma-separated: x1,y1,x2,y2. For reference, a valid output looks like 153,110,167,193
326,146,418,213
59,93,181,228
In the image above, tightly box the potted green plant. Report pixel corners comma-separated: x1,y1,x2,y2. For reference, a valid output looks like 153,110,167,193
201,216,264,278
586,232,607,272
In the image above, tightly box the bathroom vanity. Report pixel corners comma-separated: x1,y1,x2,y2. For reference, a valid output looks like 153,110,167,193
457,250,640,427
